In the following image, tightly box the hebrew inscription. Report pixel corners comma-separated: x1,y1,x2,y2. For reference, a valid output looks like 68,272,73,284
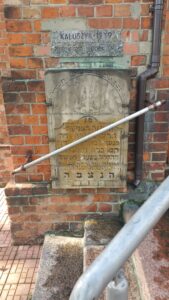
45,70,130,188
51,30,123,57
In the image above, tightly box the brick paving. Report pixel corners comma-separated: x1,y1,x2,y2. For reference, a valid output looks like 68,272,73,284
0,190,42,300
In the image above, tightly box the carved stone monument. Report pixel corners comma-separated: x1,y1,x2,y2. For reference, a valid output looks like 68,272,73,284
45,70,130,188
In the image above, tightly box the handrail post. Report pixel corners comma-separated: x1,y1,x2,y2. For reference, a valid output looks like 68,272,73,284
106,269,128,300
69,176,169,300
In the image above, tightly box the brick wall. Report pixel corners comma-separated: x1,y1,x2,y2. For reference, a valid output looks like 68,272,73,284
0,0,168,243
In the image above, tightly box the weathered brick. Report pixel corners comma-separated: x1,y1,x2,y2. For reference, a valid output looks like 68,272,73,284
123,18,139,29
4,6,21,19
10,58,26,69
141,17,152,29
41,7,59,18
124,43,138,54
9,125,31,135
78,6,94,17
32,125,48,135
25,136,41,144
22,7,41,19
5,103,30,114
9,46,33,57
24,33,41,44
27,81,45,92
69,0,103,4
59,6,76,17
8,33,23,44
6,20,32,32
11,70,36,79
96,5,112,17
114,4,131,17
131,55,146,66
27,58,43,68
88,18,122,28
32,104,46,114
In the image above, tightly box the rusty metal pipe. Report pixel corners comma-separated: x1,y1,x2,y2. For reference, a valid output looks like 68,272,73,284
134,0,164,186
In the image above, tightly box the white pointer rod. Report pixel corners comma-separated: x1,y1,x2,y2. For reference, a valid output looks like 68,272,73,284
12,100,165,175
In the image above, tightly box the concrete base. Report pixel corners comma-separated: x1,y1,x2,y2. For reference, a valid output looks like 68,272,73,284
33,235,83,300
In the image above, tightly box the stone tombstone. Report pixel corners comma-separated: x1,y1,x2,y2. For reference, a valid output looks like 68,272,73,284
51,30,123,57
45,70,130,188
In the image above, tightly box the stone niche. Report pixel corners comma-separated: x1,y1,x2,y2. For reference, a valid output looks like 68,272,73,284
45,70,130,189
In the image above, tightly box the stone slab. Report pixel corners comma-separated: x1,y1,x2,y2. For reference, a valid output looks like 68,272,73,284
32,235,83,300
51,30,123,57
45,69,130,189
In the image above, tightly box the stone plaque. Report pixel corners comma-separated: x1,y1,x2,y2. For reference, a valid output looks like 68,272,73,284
51,30,123,57
45,70,130,188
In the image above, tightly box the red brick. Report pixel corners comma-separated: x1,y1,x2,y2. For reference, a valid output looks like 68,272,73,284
163,45,169,55
34,45,50,56
32,104,47,114
44,58,59,68
27,58,43,69
69,0,103,3
6,20,32,32
96,5,112,17
153,132,168,142
114,4,131,17
20,93,36,103
34,20,41,32
105,0,122,2
27,81,45,92
34,145,49,154
40,115,47,124
131,55,146,66
10,136,24,145
12,145,33,155
152,153,166,162
78,6,94,17
23,116,39,125
25,136,41,144
36,93,46,103
4,7,21,19
2,81,27,92
124,43,138,54
8,207,21,214
5,103,30,114
41,7,59,18
141,4,150,15
32,125,48,135
24,33,41,44
123,18,139,29
7,115,22,124
10,58,26,69
155,112,168,123
8,33,23,44
98,203,112,212
59,6,76,17
151,172,165,181
9,125,31,135
141,17,152,29
9,46,33,57
37,164,51,173
50,0,66,3
11,70,36,79
140,30,148,41
88,18,122,29
163,66,169,76
22,7,41,18
162,56,169,64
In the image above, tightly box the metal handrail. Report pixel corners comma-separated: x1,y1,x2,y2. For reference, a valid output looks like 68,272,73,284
12,101,165,174
70,176,169,300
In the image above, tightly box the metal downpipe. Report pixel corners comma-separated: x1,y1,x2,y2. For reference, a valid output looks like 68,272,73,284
134,0,164,186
